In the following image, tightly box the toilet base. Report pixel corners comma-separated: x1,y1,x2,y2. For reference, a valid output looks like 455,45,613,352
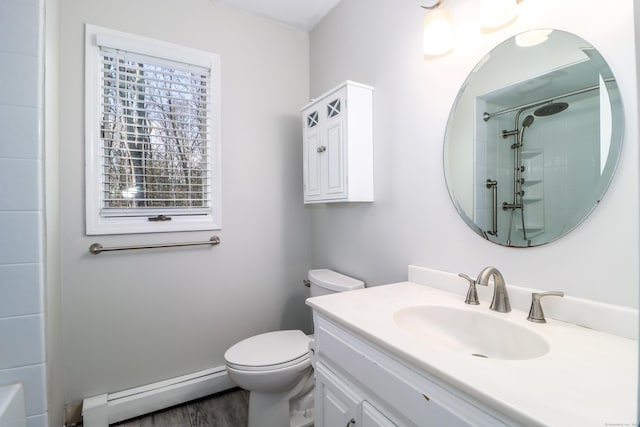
247,370,314,427
291,389,314,427
291,409,314,427
248,396,314,427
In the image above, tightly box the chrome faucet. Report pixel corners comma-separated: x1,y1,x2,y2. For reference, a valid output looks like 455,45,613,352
476,267,511,313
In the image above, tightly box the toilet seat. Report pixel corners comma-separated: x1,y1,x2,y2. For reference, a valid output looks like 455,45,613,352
226,353,310,372
224,330,310,372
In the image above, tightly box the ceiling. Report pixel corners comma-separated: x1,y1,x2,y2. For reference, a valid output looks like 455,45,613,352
215,0,343,31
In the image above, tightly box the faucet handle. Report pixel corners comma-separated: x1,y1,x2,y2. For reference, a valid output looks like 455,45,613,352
527,291,564,323
458,273,480,305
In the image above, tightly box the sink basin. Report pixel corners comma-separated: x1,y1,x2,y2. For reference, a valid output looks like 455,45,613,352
393,305,549,360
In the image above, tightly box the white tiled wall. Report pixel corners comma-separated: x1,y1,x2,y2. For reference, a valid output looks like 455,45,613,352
0,0,48,426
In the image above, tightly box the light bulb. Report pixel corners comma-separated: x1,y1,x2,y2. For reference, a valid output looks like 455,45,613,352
423,8,453,56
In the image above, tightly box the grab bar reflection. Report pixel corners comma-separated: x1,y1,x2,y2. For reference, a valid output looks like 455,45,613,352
486,179,498,237
89,236,221,255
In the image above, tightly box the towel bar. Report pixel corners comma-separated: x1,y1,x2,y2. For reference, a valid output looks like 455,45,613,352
89,236,220,255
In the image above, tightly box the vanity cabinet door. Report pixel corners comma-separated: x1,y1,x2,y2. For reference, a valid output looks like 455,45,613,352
315,361,361,427
362,401,397,427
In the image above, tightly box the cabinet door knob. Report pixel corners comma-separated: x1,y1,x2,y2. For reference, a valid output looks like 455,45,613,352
317,145,327,153
346,418,356,426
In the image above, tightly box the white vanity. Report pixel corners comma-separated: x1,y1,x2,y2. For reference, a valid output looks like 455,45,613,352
306,265,638,427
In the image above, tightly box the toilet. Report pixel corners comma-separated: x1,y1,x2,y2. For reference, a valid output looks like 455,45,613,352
224,269,364,427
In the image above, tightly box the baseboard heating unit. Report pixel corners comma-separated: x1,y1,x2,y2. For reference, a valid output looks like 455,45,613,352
82,366,233,427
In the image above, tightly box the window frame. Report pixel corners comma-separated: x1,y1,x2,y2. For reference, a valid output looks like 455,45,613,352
85,24,222,235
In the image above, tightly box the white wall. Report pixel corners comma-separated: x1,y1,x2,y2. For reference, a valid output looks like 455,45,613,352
58,0,311,403
309,0,639,308
0,0,48,426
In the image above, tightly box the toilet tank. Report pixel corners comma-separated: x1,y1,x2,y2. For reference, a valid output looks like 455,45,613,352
308,269,364,297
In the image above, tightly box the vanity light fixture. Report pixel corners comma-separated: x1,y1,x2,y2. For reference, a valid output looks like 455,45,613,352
422,0,453,56
422,0,525,56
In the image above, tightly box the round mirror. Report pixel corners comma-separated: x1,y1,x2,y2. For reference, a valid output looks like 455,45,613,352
444,29,624,247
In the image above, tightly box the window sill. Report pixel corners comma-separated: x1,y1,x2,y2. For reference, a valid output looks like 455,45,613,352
86,216,221,236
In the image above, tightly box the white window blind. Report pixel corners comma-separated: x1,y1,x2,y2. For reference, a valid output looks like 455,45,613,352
99,47,212,217
85,25,221,235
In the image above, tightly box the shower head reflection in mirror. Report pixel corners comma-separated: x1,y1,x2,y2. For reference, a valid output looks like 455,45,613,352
443,29,624,247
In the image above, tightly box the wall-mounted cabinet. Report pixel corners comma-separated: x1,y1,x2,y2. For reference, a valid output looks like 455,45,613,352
301,81,374,204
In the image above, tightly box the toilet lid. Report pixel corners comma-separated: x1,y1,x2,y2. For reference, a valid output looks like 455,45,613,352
224,330,310,368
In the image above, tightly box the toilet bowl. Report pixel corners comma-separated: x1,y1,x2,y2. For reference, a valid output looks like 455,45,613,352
225,330,314,427
224,269,364,427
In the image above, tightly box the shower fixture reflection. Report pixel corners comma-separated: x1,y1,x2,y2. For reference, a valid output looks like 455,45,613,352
501,112,535,246
533,102,569,117
492,102,568,246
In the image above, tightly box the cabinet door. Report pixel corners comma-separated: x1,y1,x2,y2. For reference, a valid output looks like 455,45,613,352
315,362,360,427
303,109,322,199
323,94,346,198
362,401,397,427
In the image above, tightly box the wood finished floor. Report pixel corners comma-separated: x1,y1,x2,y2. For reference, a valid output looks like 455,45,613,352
111,388,249,427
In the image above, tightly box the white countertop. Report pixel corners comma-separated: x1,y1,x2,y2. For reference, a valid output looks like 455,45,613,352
307,281,638,427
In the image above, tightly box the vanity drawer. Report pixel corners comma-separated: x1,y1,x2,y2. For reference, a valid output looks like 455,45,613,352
315,315,513,427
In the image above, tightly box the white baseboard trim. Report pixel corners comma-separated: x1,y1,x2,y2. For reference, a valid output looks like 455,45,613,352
82,366,234,426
